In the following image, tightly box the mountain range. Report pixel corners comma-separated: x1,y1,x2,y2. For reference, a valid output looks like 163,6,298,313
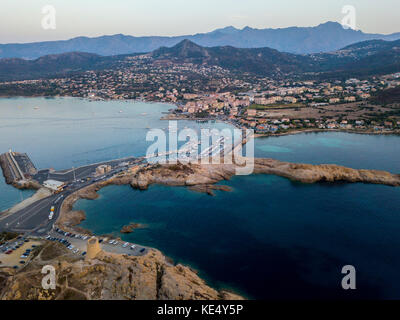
0,38,399,81
1,22,400,59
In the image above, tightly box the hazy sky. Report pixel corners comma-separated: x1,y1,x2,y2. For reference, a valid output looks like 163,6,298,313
1,0,399,43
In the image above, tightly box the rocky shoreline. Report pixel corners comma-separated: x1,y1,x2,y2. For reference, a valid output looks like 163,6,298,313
57,158,400,232
129,159,400,191
0,241,243,300
253,128,400,139
5,158,394,301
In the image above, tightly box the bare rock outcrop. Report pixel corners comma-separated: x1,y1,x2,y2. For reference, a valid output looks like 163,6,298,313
129,159,400,191
120,223,144,234
0,242,242,300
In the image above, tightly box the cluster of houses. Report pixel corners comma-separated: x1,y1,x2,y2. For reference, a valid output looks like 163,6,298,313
248,118,400,134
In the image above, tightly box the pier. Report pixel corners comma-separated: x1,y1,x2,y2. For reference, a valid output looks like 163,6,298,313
0,150,37,184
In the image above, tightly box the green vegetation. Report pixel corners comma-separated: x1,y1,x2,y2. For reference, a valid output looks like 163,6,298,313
0,231,19,245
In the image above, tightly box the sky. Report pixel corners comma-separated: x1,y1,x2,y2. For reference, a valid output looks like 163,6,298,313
1,0,399,43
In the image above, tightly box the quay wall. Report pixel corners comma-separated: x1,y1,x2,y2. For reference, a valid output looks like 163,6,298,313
0,153,17,184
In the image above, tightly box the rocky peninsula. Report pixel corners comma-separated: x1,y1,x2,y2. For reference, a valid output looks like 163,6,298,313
129,159,400,191
57,158,400,232
0,241,242,300
8,157,395,301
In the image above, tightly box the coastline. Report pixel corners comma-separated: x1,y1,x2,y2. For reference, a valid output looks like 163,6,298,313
253,128,400,139
49,158,400,299
54,176,245,300
2,94,399,138
1,96,399,300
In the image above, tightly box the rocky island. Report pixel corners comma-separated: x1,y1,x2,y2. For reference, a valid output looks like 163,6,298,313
120,223,145,234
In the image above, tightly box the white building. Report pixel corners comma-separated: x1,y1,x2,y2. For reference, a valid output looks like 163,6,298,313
43,179,65,192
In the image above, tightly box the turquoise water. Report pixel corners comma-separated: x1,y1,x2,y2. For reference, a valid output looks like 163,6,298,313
254,132,400,172
0,97,233,211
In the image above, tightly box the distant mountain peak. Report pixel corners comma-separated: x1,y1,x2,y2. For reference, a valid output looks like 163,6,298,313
153,39,209,59
317,21,343,28
212,26,240,34
174,39,203,50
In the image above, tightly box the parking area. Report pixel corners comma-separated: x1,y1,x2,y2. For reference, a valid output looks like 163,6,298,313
0,238,42,269
0,229,149,270
49,228,149,257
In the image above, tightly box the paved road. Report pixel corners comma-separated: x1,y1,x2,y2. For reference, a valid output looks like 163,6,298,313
0,157,144,237
34,156,139,184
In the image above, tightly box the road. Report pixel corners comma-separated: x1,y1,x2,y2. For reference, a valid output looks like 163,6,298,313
0,157,144,237
34,156,139,184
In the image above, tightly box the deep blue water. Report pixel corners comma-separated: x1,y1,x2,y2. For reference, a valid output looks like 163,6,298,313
76,176,400,299
75,131,400,299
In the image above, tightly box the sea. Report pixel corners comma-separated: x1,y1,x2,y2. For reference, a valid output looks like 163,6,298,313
1,97,400,299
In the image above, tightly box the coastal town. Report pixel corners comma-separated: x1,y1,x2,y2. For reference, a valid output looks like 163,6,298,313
1,56,399,136
2,0,400,305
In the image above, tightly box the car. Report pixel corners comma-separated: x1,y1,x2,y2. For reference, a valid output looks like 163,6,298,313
20,255,27,259
19,261,26,264
13,266,18,269
98,239,104,243
24,239,29,243
6,250,13,254
122,242,129,248
82,252,87,256
130,245,136,250
113,241,119,246
140,248,145,253
108,240,114,244
73,249,80,254
45,235,51,239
